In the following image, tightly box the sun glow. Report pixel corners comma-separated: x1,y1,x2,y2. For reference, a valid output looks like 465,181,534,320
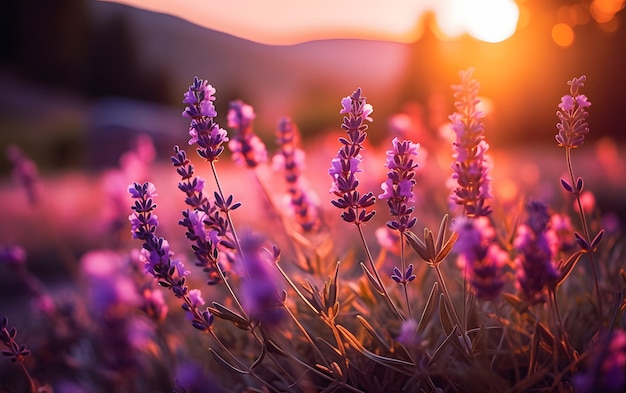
98,0,520,45
433,0,520,43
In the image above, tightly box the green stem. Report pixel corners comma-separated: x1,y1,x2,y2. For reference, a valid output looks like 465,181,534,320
210,161,243,258
400,233,412,319
433,264,472,355
565,147,603,321
356,224,405,320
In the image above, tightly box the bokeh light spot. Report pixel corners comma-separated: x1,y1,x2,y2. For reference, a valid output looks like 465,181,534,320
552,23,575,47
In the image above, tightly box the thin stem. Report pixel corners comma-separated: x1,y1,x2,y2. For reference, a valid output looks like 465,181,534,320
356,224,405,320
17,361,36,393
210,161,243,257
433,264,472,355
215,262,249,320
208,329,281,393
400,233,412,319
283,303,330,368
565,147,603,321
549,290,574,357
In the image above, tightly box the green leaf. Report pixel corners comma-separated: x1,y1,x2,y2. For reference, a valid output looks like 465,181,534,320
404,230,429,262
360,262,383,294
209,302,249,329
417,282,439,334
556,250,584,288
435,214,450,253
356,315,390,351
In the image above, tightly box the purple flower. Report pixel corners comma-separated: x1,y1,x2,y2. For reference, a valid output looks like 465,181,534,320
183,77,229,162
239,232,284,325
574,329,626,393
272,118,320,232
227,99,267,168
0,244,26,270
6,145,41,206
514,201,559,303
379,137,420,233
452,217,506,301
555,75,591,148
141,288,168,322
329,88,376,224
1,316,31,364
449,68,493,217
129,181,214,331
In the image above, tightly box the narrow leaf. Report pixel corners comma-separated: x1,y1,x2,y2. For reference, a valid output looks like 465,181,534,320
556,250,584,287
417,282,439,334
576,177,584,193
438,293,454,336
404,230,429,262
435,214,450,253
360,262,383,294
591,229,604,249
574,232,589,251
356,315,390,351
560,178,574,193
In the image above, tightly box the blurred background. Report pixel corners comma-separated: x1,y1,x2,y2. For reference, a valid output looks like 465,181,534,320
0,0,625,273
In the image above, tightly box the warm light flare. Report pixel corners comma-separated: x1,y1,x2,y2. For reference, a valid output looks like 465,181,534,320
434,0,520,43
98,0,520,44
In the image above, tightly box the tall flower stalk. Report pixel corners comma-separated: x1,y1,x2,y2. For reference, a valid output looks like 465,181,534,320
449,68,493,218
183,77,244,256
379,137,420,318
329,88,403,320
555,75,604,320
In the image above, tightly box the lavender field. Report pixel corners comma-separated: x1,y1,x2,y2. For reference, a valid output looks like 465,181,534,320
1,1,626,392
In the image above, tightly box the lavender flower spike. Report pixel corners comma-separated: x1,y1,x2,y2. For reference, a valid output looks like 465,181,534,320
379,137,420,233
555,75,590,149
272,117,320,232
452,216,506,301
449,68,493,217
514,201,559,303
329,88,376,224
227,99,268,167
128,182,214,331
183,77,229,162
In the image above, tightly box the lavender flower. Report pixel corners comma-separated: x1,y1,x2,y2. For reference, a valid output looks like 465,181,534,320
574,329,626,393
449,68,493,217
0,244,26,271
183,77,229,162
514,201,559,303
171,146,238,285
238,232,284,326
272,117,320,232
452,217,506,301
1,316,31,363
6,145,41,206
227,99,268,167
379,137,420,233
128,182,214,331
555,75,590,149
329,88,376,224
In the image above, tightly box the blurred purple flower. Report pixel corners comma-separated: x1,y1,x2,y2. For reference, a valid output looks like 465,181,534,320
514,201,559,303
449,68,492,217
329,88,376,224
574,329,626,393
0,244,26,271
555,75,590,148
227,99,267,167
174,361,221,393
272,118,320,232
6,145,41,206
183,77,229,162
452,217,506,301
239,232,284,325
